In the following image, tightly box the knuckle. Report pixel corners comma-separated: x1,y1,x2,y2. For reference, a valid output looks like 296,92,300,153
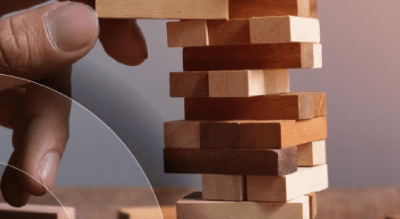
0,16,41,76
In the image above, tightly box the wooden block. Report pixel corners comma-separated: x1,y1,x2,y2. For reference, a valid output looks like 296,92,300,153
167,17,319,47
185,92,327,120
230,0,317,19
164,117,327,149
202,175,245,201
96,0,229,19
170,70,289,98
167,19,250,47
177,192,310,219
164,121,201,149
118,206,176,219
164,147,297,176
183,43,322,71
0,203,75,219
298,140,327,167
247,164,328,201
250,16,320,44
306,193,318,219
167,21,209,47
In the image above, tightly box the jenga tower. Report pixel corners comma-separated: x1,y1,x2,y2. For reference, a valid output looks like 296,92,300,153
163,2,327,219
96,0,328,218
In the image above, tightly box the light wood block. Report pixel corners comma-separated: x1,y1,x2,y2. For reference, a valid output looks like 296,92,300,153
0,203,75,219
96,0,229,19
164,117,327,149
167,19,250,47
118,206,175,219
185,92,326,120
167,21,208,47
230,0,317,19
183,43,322,71
298,140,327,167
247,164,328,201
167,17,319,47
202,175,245,201
170,70,289,98
164,147,297,176
177,192,310,219
306,193,318,219
250,16,320,44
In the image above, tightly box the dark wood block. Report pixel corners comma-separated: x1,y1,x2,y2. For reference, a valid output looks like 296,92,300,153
164,147,297,176
182,43,321,71
185,92,326,120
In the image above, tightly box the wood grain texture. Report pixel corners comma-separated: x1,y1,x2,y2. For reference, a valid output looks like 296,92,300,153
247,164,328,201
164,117,327,149
170,70,289,98
185,92,327,120
0,203,75,219
118,206,175,219
170,71,209,97
164,121,201,149
167,21,208,47
202,175,245,201
167,19,250,47
298,140,327,167
164,147,297,176
250,16,320,44
229,0,317,19
307,193,318,219
183,43,322,71
168,16,319,47
96,0,229,19
177,192,310,219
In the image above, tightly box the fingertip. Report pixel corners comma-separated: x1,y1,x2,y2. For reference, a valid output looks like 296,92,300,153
99,19,148,66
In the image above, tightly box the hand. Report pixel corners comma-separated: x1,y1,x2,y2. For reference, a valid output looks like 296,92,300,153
0,1,148,207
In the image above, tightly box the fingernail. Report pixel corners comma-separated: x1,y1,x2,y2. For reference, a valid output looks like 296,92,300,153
38,152,60,187
45,3,99,52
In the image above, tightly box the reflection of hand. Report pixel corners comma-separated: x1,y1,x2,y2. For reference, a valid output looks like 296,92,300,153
0,1,148,207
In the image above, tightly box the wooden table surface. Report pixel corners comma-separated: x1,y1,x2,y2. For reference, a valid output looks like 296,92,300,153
2,187,400,219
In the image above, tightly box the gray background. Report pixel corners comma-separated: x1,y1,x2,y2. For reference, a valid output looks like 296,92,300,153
2,0,400,188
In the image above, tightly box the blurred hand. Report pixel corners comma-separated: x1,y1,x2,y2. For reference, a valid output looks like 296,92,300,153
0,0,148,207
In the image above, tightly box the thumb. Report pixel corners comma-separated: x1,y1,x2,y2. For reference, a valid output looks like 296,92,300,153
0,2,99,80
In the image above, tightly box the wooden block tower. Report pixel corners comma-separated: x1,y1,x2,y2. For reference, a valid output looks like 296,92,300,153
97,0,328,218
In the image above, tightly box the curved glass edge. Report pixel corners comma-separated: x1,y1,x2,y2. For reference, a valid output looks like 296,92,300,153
0,74,163,219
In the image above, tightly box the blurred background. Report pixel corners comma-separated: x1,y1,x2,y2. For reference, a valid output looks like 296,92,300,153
2,0,400,189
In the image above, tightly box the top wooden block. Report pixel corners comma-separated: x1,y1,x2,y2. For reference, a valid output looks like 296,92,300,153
96,0,316,19
96,0,229,19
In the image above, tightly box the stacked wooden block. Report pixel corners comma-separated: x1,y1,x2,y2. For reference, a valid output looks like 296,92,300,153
162,1,327,219
96,0,328,218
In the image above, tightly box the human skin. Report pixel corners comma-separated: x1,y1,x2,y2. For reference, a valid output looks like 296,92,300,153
0,0,148,207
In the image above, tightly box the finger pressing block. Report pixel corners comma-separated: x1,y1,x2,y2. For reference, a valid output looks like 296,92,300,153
164,147,297,176
184,92,326,120
0,203,75,219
